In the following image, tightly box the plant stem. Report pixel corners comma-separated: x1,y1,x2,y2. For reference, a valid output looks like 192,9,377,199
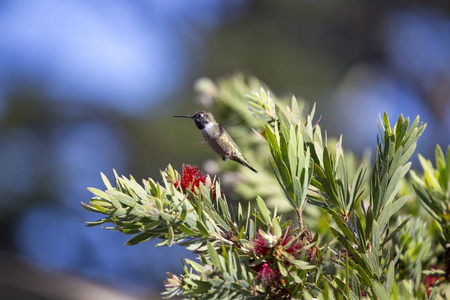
296,208,303,229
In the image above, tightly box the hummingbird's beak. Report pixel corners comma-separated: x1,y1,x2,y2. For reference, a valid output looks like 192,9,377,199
173,114,194,118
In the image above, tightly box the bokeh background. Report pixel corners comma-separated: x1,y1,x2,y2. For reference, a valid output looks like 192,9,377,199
1,0,449,299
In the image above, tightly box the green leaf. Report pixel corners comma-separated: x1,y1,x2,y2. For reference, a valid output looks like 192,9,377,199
101,172,113,190
265,124,279,151
378,196,409,229
277,261,288,276
292,176,304,208
290,259,315,270
381,216,410,247
110,190,136,207
398,143,417,167
179,224,197,236
365,205,373,239
334,277,346,293
217,198,232,224
329,227,367,272
256,196,271,225
125,231,152,245
330,211,357,244
273,218,282,239
288,124,299,174
383,163,411,206
386,260,395,295
435,145,448,189
85,219,108,226
446,146,450,181
167,225,175,246
349,165,366,212
248,219,255,242
372,220,380,256
179,201,188,222
185,241,204,252
207,242,220,268
350,274,362,300
373,281,389,299
349,260,373,288
186,259,205,274
367,251,380,278
160,212,172,222
112,208,126,216
197,220,210,236
81,202,103,213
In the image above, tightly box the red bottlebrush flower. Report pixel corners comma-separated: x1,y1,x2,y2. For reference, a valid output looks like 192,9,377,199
281,227,316,261
178,164,207,192
254,262,279,286
253,230,277,256
423,273,441,298
280,229,303,258
253,232,268,256
173,164,222,201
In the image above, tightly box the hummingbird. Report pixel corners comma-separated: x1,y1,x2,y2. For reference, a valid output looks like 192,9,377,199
173,111,258,173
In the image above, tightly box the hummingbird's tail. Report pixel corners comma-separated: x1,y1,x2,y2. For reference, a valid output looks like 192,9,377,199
230,156,258,173
247,164,258,174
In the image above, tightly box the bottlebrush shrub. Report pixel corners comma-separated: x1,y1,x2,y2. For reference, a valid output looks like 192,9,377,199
83,75,450,299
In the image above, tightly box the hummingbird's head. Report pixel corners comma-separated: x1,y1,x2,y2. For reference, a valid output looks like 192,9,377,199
174,111,216,130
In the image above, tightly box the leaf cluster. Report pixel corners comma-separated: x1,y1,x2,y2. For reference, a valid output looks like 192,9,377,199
246,82,427,298
83,165,320,298
82,74,450,299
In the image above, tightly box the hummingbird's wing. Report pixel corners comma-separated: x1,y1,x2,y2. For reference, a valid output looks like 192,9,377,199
219,126,258,173
219,125,240,150
204,124,258,173
202,125,228,160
